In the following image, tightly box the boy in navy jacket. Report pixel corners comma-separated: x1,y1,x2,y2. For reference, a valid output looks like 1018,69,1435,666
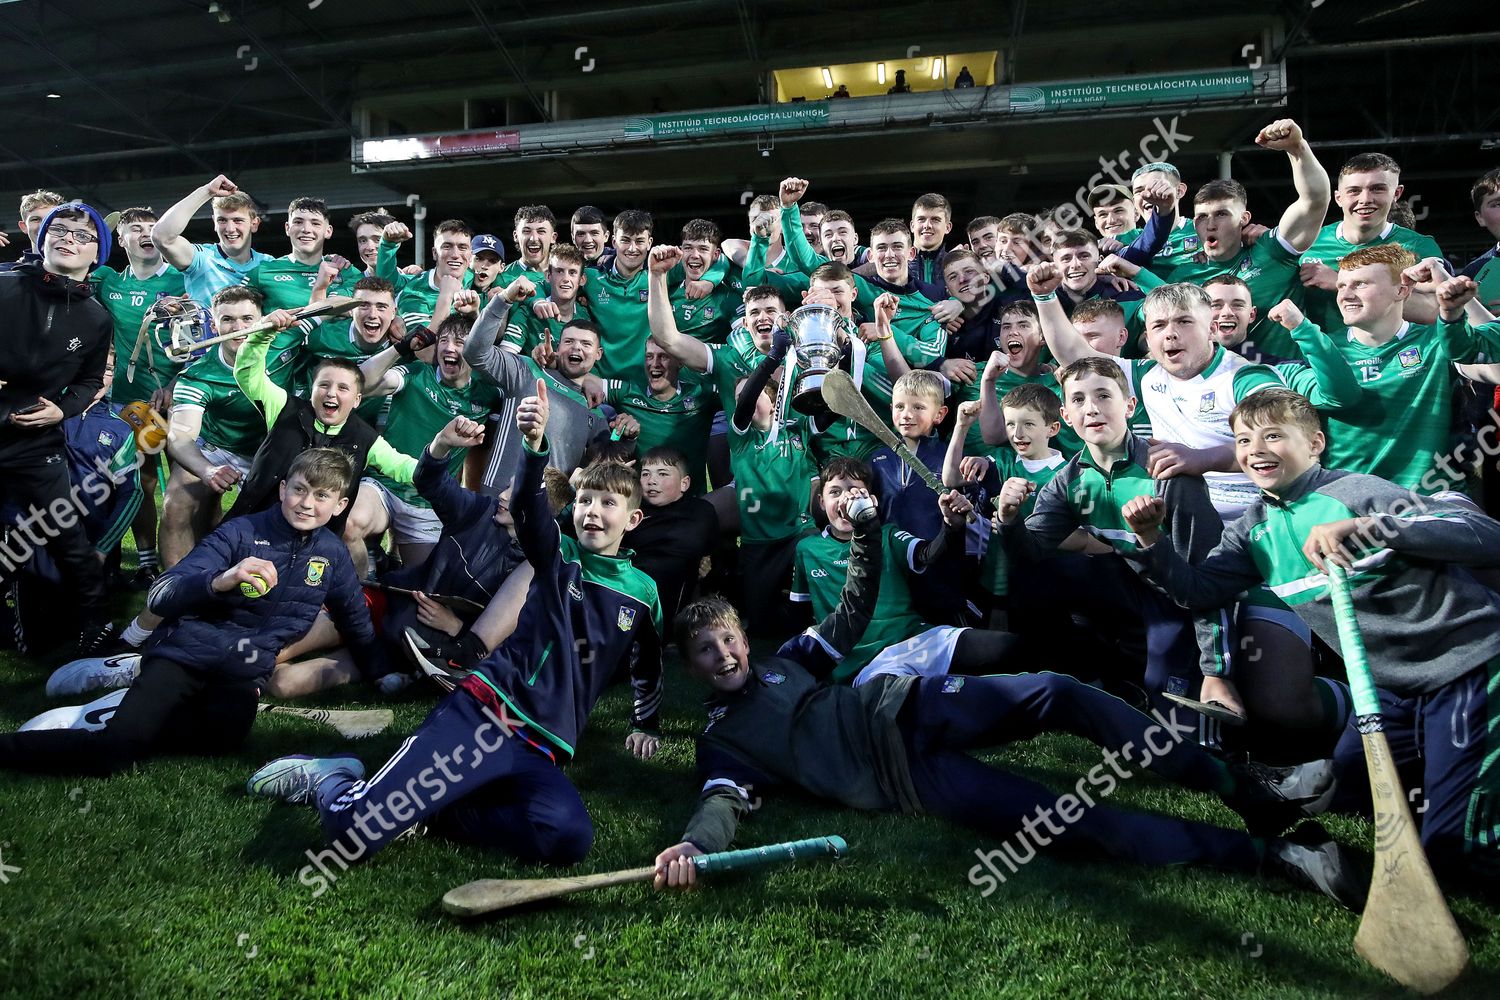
0,448,380,775
251,377,664,866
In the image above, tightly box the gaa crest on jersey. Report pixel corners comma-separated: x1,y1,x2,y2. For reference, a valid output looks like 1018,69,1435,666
1398,346,1422,370
704,306,716,320
617,606,637,631
97,430,114,447
761,670,786,685
1183,237,1201,252
305,557,328,586
1198,391,1217,413
638,290,650,302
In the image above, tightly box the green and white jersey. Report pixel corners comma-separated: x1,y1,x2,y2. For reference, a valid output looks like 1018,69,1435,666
501,295,595,356
244,255,362,387
791,523,927,682
1324,317,1500,493
1121,216,1202,272
670,280,737,345
1152,230,1306,358
978,449,1066,596
497,260,545,287
299,319,389,426
171,345,266,457
1299,221,1444,335
91,261,186,403
374,239,475,327
1475,254,1500,314
727,418,816,545
1143,465,1500,697
605,379,718,493
368,366,502,506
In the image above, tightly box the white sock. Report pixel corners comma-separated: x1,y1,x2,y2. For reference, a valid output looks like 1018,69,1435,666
121,618,153,647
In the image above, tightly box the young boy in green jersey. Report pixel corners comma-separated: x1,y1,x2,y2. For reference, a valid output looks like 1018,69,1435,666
375,217,475,328
1316,245,1500,494
792,457,988,684
976,300,1084,457
1299,152,1446,330
1127,386,1500,880
343,313,502,577
91,206,187,585
998,357,1230,727
502,243,592,356
604,338,717,494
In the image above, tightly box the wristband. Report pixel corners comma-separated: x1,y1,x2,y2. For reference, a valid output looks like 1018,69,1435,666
1032,291,1058,303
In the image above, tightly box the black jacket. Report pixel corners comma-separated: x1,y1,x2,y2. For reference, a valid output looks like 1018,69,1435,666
0,261,111,440
227,398,379,538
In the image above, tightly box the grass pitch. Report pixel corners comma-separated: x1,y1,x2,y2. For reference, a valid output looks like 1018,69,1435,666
1,591,1496,999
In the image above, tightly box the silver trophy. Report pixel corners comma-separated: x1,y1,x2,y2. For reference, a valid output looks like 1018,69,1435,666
785,304,847,414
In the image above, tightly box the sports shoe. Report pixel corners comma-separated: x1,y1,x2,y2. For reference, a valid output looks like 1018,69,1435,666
247,754,365,806
20,688,127,732
46,653,141,697
77,618,118,658
128,565,160,591
402,627,472,692
1264,821,1367,910
1224,757,1337,836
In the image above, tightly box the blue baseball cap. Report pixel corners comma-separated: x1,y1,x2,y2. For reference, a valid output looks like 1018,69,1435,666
471,234,504,260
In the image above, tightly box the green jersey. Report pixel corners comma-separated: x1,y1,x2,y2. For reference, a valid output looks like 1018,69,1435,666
1324,317,1500,493
1121,216,1203,272
374,239,474,327
171,345,266,457
727,418,816,545
244,255,362,386
1299,221,1444,335
1153,229,1307,358
990,368,1086,456
791,524,927,682
1475,254,1500,314
606,379,718,493
585,262,655,382
497,260,546,286
501,296,595,356
369,366,501,506
91,261,186,403
978,449,1066,596
670,280,738,344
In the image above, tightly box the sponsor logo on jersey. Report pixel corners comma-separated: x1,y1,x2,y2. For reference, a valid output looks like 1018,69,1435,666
1198,391,1217,414
305,557,328,586
617,606,637,631
941,675,966,694
67,337,82,352
1398,346,1422,370
254,539,270,545
568,582,584,601
761,670,786,685
1238,264,1263,281
1249,524,1269,543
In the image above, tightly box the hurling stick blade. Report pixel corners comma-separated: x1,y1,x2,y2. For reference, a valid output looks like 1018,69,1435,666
1328,566,1469,994
820,370,976,522
256,704,395,739
443,867,656,917
1353,731,1469,994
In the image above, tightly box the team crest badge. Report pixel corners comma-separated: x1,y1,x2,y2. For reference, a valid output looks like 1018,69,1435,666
97,431,114,447
704,306,716,320
305,557,328,586
1198,391,1217,413
1398,346,1422,369
1183,237,1200,252
617,606,637,631
67,337,82,352
761,670,786,685
638,290,650,302
941,676,965,694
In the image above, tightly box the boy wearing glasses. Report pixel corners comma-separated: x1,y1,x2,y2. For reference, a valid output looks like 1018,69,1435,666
0,201,116,654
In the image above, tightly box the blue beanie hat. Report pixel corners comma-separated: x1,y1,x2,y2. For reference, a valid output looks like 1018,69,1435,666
36,201,113,272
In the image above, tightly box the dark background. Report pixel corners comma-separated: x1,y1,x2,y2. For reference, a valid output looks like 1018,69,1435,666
0,0,1495,267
